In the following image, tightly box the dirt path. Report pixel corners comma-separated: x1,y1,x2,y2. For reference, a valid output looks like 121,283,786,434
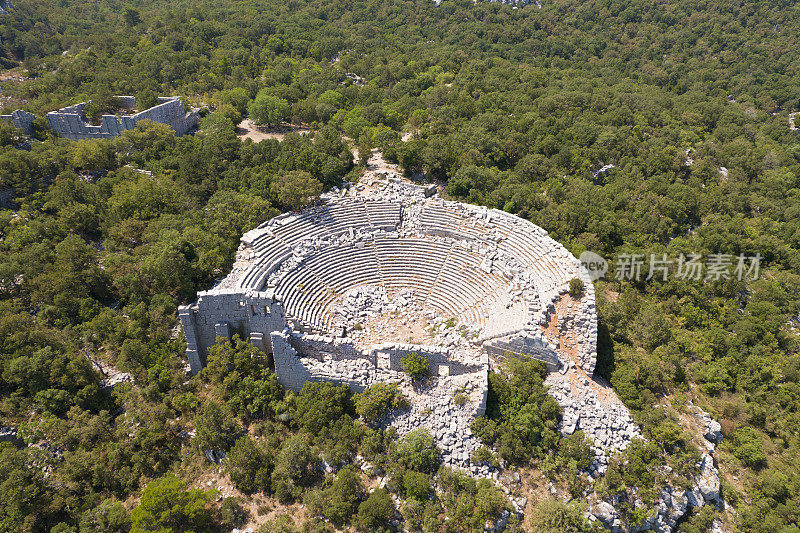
364,147,399,174
541,294,620,404
235,119,310,142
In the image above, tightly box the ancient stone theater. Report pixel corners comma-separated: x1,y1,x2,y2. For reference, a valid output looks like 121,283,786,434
180,178,638,473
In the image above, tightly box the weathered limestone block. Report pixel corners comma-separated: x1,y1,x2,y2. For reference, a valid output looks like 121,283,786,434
697,453,721,502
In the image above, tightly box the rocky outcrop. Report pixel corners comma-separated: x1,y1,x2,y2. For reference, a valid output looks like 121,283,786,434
697,453,721,503
692,405,723,445
590,406,726,532
0,426,18,443
593,501,621,531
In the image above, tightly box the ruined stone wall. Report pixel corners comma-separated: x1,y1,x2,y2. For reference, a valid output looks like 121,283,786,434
0,109,36,135
178,289,286,374
44,96,199,141
45,102,114,140
482,333,561,372
281,335,487,391
272,331,379,393
271,330,313,391
288,333,369,362
368,342,484,378
122,97,199,136
475,370,488,416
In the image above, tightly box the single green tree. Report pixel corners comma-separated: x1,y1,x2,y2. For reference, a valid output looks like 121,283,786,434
272,435,319,501
219,497,249,529
79,498,131,533
354,488,395,533
568,278,584,298
130,474,212,532
528,498,593,533
292,381,350,434
194,400,238,457
354,382,409,425
403,471,431,501
248,90,290,127
225,436,272,494
400,353,430,382
271,170,323,211
393,428,440,474
123,8,141,26
305,465,364,526
215,87,250,118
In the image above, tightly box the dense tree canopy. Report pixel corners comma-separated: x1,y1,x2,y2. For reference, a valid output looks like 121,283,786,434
248,90,290,127
0,0,799,529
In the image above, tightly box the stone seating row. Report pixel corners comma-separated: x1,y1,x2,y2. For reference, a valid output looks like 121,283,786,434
258,201,583,336
364,201,401,230
314,201,374,236
274,260,336,329
376,241,468,319
271,213,332,244
280,244,387,330
374,238,450,293
419,204,490,242
251,198,399,252
494,218,578,282
237,234,293,289
427,248,506,315
306,244,383,293
492,228,575,306
240,250,294,290
372,238,497,320
271,236,531,333
266,200,365,243
453,286,522,334
240,200,399,294
419,204,574,308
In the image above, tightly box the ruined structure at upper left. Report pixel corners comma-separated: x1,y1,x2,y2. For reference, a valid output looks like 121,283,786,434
1,95,200,140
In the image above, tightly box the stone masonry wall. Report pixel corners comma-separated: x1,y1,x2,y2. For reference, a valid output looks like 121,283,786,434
288,334,368,362
0,109,36,135
178,289,285,374
368,342,484,377
271,330,313,391
44,96,199,141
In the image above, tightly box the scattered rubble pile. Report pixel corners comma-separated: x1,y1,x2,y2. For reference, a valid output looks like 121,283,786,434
0,426,18,443
86,356,133,389
591,405,725,533
332,286,417,332
546,373,640,473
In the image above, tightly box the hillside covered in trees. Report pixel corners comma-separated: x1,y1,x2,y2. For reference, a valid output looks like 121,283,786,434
1,0,800,531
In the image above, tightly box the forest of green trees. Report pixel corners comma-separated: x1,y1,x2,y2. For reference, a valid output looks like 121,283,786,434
1,0,800,531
